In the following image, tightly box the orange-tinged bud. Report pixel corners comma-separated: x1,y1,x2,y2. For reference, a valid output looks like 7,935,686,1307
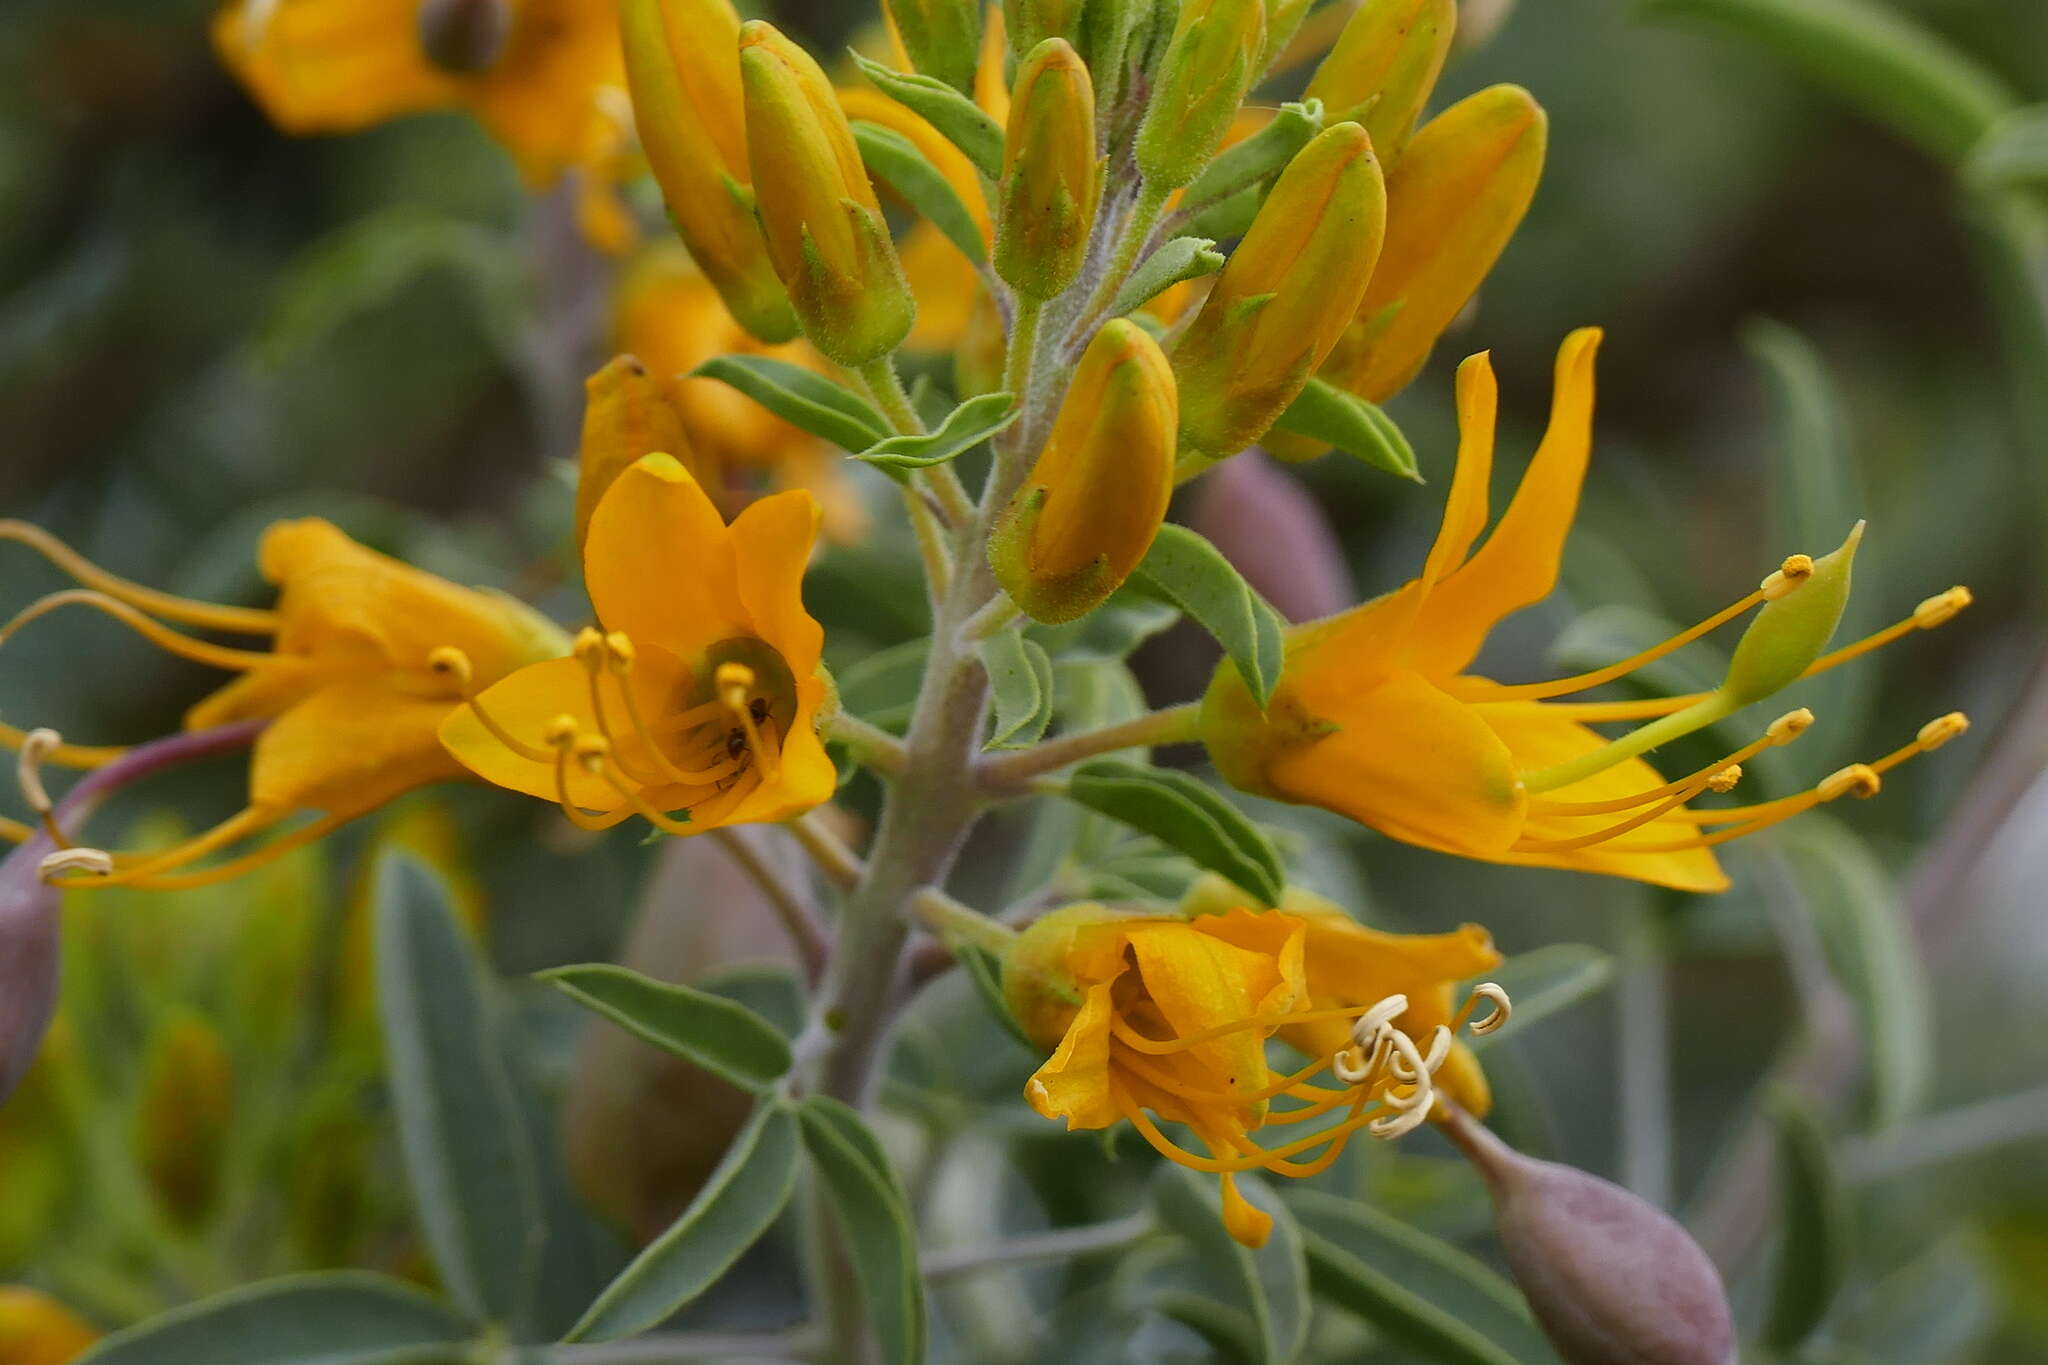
134,1011,234,1229
885,0,984,94
1135,0,1267,189
576,356,700,552
621,0,797,343
0,1287,97,1365
741,22,917,366
1000,902,1128,1050
996,39,1101,300
1172,123,1386,465
1304,0,1456,160
992,321,1178,623
417,0,512,73
1261,0,1316,69
1326,84,1545,404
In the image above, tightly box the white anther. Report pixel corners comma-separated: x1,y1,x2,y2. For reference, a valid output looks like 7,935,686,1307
17,728,60,815
1348,993,1408,1050
1383,1028,1431,1091
39,847,112,879
1465,983,1512,1036
1368,1105,1431,1140
1418,1024,1453,1074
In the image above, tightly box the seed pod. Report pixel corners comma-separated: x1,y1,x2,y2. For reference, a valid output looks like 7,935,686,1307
740,22,917,367
885,0,984,94
621,0,798,343
1134,0,1267,190
1442,1108,1737,1365
1172,123,1386,466
996,39,1101,300
0,1286,98,1365
134,1011,235,1229
1303,0,1456,160
992,320,1178,623
417,0,513,73
0,840,60,1106
1723,522,1862,706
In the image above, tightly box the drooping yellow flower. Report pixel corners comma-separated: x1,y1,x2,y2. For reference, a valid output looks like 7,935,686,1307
1203,330,1973,892
440,454,835,837
1005,901,1508,1248
212,0,626,191
0,518,568,888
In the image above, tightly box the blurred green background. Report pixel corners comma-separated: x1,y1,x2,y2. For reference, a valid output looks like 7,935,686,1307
2,0,2045,1361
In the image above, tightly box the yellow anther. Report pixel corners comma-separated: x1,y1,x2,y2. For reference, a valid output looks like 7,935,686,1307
1917,712,1969,750
1760,553,1816,601
603,632,637,671
39,847,112,879
715,661,758,697
1914,586,1972,629
1767,708,1815,744
573,734,612,769
1706,765,1743,793
1817,763,1882,802
17,728,60,815
427,646,474,691
573,627,608,669
544,715,580,747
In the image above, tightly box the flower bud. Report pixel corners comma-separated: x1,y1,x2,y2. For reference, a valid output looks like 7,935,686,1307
577,355,697,552
1722,522,1862,706
0,1287,97,1365
1001,903,1129,1050
1304,0,1455,160
1321,84,1545,405
740,22,918,366
0,838,61,1106
1172,123,1386,466
885,0,984,94
134,1010,235,1229
1442,1109,1736,1365
417,0,512,73
622,0,798,343
1261,0,1315,69
992,321,1178,623
1135,0,1267,190
1006,0,1087,55
995,40,1101,300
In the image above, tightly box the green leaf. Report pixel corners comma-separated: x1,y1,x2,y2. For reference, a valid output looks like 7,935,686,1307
853,121,989,265
1067,760,1284,907
1775,817,1932,1126
956,941,1037,1049
1151,1167,1310,1365
1031,593,1181,662
1968,104,2048,195
981,629,1057,749
856,391,1019,469
797,1097,927,1365
1471,945,1615,1052
74,1273,474,1365
1111,236,1227,320
537,963,793,1094
1289,1190,1556,1365
1270,378,1422,481
1183,100,1325,213
566,1103,802,1343
1185,181,1265,240
373,854,540,1325
1635,0,2016,165
692,354,892,453
835,636,931,734
1127,523,1287,705
851,50,1005,179
1764,1090,1852,1350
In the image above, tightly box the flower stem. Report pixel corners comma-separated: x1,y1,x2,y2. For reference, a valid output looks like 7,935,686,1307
1066,180,1170,349
961,594,1023,643
786,812,866,891
977,702,1203,794
920,1211,1156,1281
710,828,829,981
823,711,908,777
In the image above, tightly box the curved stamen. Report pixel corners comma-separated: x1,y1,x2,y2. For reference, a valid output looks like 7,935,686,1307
2,590,287,674
48,811,352,891
39,806,279,887
0,521,278,635
39,847,113,879
0,721,126,771
429,647,555,764
545,718,626,833
1513,771,1721,853
1107,1003,1378,1056
1111,1080,1391,1175
1529,709,1812,815
716,662,778,783
1454,983,1512,1036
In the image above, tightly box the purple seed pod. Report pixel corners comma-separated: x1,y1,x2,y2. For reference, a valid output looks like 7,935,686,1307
1442,1105,1737,1365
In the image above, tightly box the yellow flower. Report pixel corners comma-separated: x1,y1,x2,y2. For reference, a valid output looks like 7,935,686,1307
440,454,835,837
212,0,625,190
0,519,567,888
1203,330,1973,892
0,1286,97,1365
1006,901,1508,1248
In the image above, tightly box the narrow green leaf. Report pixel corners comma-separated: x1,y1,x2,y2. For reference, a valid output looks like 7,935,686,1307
1271,378,1422,481
1111,236,1227,320
1152,1167,1309,1365
956,941,1037,1049
1968,104,2048,194
1775,816,1932,1125
1764,1090,1853,1350
1126,523,1287,705
851,50,1005,179
981,629,1056,749
1183,101,1325,212
857,391,1018,469
692,354,892,453
75,1273,473,1365
1290,1190,1556,1365
538,963,793,1094
1068,759,1284,908
566,1103,802,1343
373,854,540,1325
797,1098,927,1365
853,121,989,265
1636,0,2016,165
1471,945,1615,1052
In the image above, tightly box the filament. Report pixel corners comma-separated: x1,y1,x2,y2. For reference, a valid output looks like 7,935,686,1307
1107,1003,1377,1056
3,590,289,675
1112,1081,1390,1175
546,719,627,833
429,647,553,763
39,807,278,886
47,812,353,891
0,521,278,635
1528,709,1810,816
0,721,126,771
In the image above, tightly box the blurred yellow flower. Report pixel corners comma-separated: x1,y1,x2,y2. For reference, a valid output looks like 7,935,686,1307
0,519,564,888
0,1286,97,1365
1005,902,1506,1248
440,453,835,837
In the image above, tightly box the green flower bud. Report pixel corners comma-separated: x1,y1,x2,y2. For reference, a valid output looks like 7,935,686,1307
885,0,984,94
996,39,1101,300
1723,521,1861,706
1134,0,1267,190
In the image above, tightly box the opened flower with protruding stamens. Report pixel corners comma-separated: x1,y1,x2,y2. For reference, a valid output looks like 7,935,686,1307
1003,901,1509,1248
0,518,568,888
439,452,834,836
1201,329,1972,892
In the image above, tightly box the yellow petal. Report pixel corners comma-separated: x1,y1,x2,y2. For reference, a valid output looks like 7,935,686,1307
212,0,456,135
183,664,321,732
469,0,625,185
1407,329,1601,677
729,489,825,681
1123,919,1288,1098
1419,349,1500,592
583,454,747,650
577,356,697,552
249,682,465,815
1283,909,1499,1063
1218,1171,1274,1248
1025,979,1123,1129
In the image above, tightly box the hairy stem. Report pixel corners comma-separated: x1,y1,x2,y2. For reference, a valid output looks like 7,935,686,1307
977,702,1202,794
